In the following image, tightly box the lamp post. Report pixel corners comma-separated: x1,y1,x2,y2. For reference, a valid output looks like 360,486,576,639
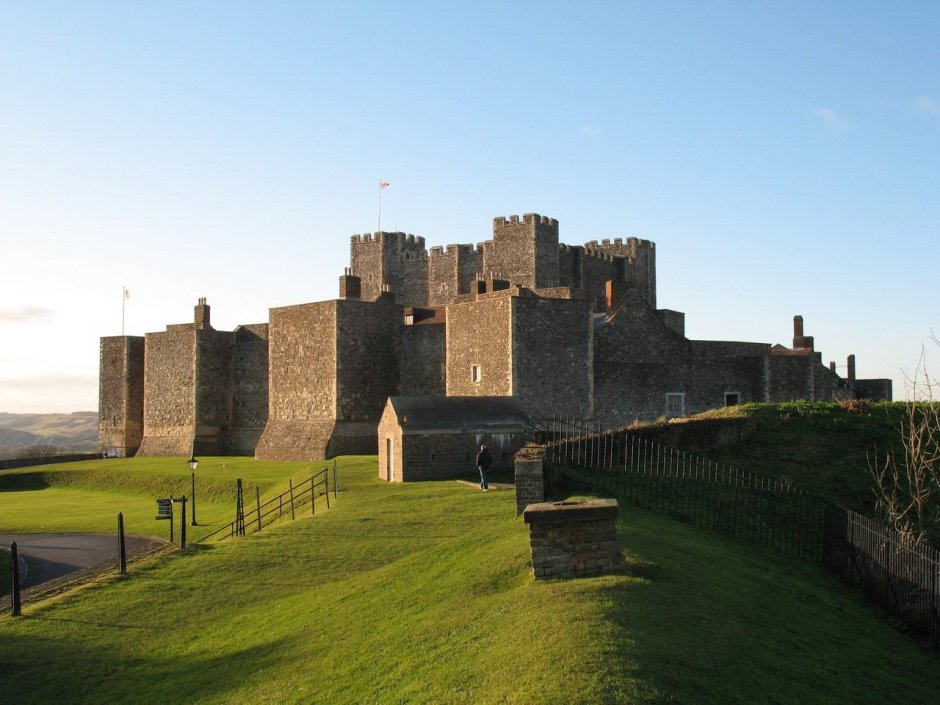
189,454,199,525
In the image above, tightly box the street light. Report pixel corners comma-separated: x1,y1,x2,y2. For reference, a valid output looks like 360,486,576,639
189,454,199,525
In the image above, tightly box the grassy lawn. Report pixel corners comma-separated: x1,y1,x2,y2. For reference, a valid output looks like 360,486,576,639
1,455,938,704
0,456,323,535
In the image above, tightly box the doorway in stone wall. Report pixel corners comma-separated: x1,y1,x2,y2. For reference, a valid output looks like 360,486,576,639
386,438,394,481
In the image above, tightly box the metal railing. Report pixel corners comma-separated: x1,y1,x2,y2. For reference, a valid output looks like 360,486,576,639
196,468,335,543
533,414,939,649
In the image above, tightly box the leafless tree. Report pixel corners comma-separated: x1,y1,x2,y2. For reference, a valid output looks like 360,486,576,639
869,341,940,546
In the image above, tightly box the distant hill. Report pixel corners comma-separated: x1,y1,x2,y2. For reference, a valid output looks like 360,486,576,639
0,411,98,460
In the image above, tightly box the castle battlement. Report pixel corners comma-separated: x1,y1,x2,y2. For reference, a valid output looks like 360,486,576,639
350,231,427,250
443,243,480,255
493,213,559,228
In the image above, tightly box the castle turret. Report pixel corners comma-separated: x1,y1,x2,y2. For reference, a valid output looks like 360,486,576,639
484,214,560,290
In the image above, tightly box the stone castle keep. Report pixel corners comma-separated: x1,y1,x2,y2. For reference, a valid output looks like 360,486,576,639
99,213,892,462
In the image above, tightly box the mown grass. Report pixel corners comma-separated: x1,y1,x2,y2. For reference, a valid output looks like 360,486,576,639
1,456,938,704
0,456,323,536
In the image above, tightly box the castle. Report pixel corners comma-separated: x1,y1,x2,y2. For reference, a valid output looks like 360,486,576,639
98,213,892,460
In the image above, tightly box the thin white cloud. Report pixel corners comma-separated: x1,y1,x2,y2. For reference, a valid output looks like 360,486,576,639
812,107,851,130
0,372,96,391
913,94,940,117
0,306,54,324
579,122,603,137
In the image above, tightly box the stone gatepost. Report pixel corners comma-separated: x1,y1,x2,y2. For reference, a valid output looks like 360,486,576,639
514,446,546,515
522,499,624,580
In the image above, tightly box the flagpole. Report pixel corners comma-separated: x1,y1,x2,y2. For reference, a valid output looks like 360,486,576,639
122,286,126,336
377,180,389,232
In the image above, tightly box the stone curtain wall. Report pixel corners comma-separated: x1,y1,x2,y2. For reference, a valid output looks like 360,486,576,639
97,336,144,456
766,355,814,402
193,329,235,455
511,296,594,418
399,324,446,397
335,300,401,422
138,328,197,455
445,295,514,398
255,302,338,460
229,324,269,454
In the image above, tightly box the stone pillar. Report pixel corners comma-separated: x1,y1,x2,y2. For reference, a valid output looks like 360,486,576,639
514,447,545,515
522,499,624,580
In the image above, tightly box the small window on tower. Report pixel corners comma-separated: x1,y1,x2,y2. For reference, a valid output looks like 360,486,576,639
471,365,482,383
724,392,740,407
665,393,685,417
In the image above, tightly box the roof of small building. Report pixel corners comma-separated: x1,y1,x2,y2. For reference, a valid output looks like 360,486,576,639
384,396,531,434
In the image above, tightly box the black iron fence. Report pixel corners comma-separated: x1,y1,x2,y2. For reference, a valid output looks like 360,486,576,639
532,414,939,649
197,468,335,543
824,505,939,649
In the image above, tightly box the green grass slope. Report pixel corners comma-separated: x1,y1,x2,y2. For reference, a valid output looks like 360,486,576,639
1,456,938,704
683,402,908,513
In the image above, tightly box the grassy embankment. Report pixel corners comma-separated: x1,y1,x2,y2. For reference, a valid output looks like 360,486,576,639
1,452,938,704
669,401,908,513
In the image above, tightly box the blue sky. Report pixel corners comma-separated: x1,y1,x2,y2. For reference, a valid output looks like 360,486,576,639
1,1,938,413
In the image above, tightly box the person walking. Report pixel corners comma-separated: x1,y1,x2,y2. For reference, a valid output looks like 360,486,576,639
476,444,492,491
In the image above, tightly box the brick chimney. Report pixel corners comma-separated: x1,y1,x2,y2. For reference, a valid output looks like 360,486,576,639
792,315,814,350
194,298,210,329
339,269,361,300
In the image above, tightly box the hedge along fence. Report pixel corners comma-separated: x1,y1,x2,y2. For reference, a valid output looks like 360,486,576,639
534,415,939,650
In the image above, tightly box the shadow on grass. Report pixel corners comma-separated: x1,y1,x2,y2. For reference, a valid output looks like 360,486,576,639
0,630,293,705
592,510,940,705
0,472,50,492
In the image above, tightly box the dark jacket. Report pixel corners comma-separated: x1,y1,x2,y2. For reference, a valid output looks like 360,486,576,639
476,448,492,469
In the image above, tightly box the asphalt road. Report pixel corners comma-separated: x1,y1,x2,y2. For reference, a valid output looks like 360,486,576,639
0,533,163,588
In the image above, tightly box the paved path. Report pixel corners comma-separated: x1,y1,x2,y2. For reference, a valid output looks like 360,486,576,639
0,533,163,588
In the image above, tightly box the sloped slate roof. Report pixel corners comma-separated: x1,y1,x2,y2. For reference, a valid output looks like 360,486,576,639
386,396,531,434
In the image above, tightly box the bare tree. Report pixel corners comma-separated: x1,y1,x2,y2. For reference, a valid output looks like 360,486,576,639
15,443,59,459
869,342,940,546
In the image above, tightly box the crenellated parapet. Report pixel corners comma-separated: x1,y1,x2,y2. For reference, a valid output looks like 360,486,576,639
492,213,559,229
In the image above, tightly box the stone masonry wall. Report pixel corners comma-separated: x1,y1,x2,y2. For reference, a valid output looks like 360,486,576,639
484,214,560,289
515,448,545,515
592,237,656,308
229,324,269,454
193,329,234,455
335,299,401,422
511,295,594,418
394,431,521,482
255,301,338,459
97,335,145,456
766,355,814,403
399,324,446,396
138,328,197,455
523,499,624,580
445,295,514,397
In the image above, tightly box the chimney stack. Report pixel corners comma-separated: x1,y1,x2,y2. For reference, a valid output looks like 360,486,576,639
194,298,210,329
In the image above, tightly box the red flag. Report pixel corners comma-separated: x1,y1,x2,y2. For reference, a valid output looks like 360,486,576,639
124,287,130,300
379,180,389,189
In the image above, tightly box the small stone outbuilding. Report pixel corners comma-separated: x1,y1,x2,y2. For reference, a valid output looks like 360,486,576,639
377,396,530,482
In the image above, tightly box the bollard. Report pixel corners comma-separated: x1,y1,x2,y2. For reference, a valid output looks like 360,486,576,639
118,512,127,574
10,541,22,617
180,496,187,549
